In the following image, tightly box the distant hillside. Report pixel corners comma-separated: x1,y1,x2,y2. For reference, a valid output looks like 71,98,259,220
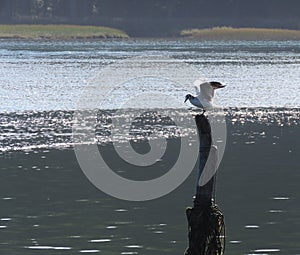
0,0,300,37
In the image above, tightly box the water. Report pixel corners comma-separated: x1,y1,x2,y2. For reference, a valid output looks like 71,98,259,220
1,39,299,112
0,39,299,254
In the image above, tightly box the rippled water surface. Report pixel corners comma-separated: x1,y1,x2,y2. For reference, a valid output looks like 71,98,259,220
1,39,300,111
0,39,299,255
0,108,298,152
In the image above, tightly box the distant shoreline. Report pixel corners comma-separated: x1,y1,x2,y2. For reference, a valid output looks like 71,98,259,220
180,27,300,40
1,25,300,40
0,24,129,39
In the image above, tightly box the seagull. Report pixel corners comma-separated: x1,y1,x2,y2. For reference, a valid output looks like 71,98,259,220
184,81,225,112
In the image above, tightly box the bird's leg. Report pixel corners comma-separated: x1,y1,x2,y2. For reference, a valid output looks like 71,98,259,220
200,109,206,115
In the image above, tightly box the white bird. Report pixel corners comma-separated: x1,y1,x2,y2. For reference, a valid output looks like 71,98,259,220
184,81,226,111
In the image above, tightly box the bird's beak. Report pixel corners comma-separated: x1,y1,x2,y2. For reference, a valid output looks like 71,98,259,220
184,95,188,103
215,84,226,89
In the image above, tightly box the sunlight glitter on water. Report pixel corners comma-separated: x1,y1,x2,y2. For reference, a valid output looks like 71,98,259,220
0,108,298,152
79,250,101,253
24,246,72,250
1,40,300,112
271,197,290,200
0,218,11,221
89,239,111,243
254,249,280,252
106,226,117,229
230,240,242,244
1,40,300,255
245,225,260,229
124,245,143,248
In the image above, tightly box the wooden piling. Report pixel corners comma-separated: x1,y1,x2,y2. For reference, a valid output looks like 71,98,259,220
184,114,225,255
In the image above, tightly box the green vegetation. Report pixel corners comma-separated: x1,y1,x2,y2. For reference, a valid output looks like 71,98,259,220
0,24,129,39
180,27,300,40
1,1,300,37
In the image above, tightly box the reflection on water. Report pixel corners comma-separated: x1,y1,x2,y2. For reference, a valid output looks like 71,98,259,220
0,108,298,152
0,109,299,254
1,39,300,254
1,39,300,112
24,246,72,250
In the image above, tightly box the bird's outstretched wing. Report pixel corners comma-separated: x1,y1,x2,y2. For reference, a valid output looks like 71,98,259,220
200,82,214,102
193,79,204,96
194,86,200,96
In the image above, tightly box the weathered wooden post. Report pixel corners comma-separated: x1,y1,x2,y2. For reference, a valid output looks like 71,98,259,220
184,114,225,255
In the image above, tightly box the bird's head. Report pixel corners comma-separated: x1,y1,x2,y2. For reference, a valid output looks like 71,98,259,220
184,94,192,103
210,81,226,89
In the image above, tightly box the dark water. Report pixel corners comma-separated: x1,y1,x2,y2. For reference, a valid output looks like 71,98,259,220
1,39,300,254
0,108,299,255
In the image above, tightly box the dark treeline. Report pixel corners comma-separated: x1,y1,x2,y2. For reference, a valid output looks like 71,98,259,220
0,0,300,36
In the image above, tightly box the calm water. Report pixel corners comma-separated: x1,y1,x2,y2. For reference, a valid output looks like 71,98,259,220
0,39,299,255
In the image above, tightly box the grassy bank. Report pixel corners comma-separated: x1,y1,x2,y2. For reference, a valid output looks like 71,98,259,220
0,24,129,39
180,27,300,40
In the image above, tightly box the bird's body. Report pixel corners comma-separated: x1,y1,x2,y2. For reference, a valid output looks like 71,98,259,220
185,81,225,111
185,95,204,108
